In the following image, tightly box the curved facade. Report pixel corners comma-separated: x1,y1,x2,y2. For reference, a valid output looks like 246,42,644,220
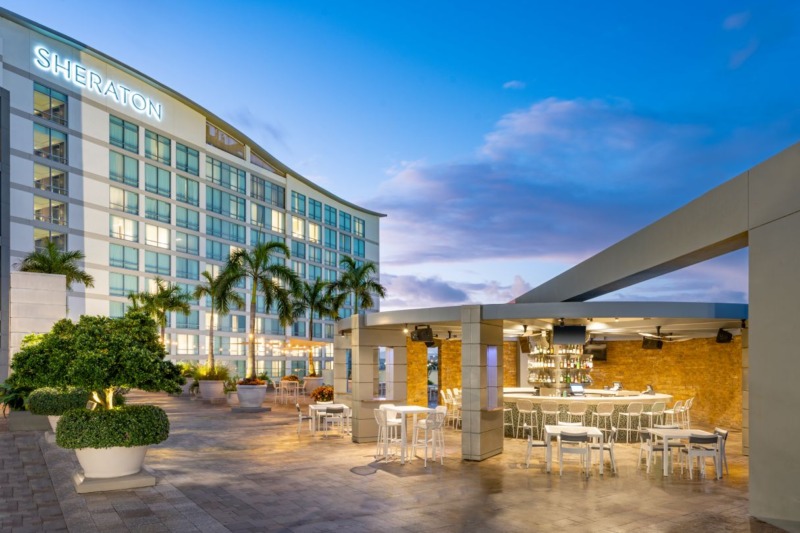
0,8,383,377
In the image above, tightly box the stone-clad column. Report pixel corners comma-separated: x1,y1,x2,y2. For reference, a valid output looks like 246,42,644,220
460,305,504,461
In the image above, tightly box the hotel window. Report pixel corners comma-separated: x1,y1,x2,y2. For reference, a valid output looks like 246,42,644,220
309,264,322,280
206,215,245,244
309,199,322,222
109,115,139,153
206,122,245,159
339,234,352,254
292,261,306,279
145,164,171,198
33,124,67,164
176,257,199,280
324,269,337,282
145,224,170,249
109,301,128,318
176,175,199,206
324,205,337,227
250,175,285,208
176,231,199,255
109,272,138,296
292,321,306,338
33,196,67,225
109,215,139,242
206,240,231,262
324,250,337,267
339,212,352,233
308,223,321,244
354,217,366,238
206,157,246,193
176,311,199,330
255,317,283,335
145,130,171,165
176,143,199,176
34,229,66,251
251,203,269,228
292,217,306,240
176,283,198,305
34,163,67,195
176,206,199,231
291,191,306,216
145,251,170,276
110,187,139,215
312,323,323,340
177,334,199,355
309,246,322,264
354,238,365,258
145,197,171,223
251,230,285,246
33,82,67,125
324,324,334,340
109,151,139,187
207,187,246,221
109,243,139,270
324,228,337,249
291,241,306,259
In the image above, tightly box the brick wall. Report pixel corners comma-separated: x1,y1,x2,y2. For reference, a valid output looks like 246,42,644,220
590,338,742,429
406,339,429,407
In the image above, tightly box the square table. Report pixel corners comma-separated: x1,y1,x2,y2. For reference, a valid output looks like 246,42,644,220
543,425,605,475
308,403,349,434
386,405,434,464
645,427,717,477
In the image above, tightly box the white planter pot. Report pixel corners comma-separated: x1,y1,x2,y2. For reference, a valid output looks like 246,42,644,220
181,382,194,396
48,415,60,432
304,377,324,394
198,380,225,400
237,385,267,408
75,446,148,478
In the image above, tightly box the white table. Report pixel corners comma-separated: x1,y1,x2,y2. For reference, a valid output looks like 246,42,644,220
308,403,348,434
645,427,717,477
386,405,433,464
544,424,604,475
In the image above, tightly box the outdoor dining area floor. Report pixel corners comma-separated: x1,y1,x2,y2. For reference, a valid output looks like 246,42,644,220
0,391,787,533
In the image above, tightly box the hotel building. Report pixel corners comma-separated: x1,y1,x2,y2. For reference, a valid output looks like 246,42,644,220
0,8,383,379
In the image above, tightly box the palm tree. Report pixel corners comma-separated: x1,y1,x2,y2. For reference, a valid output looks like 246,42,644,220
332,256,386,315
17,239,94,290
224,242,299,379
291,278,343,376
128,276,192,343
193,271,244,369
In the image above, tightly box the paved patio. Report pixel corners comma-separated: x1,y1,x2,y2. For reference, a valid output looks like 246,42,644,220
0,391,788,532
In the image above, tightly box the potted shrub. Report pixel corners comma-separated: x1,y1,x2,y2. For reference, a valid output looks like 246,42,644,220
8,311,182,480
27,387,90,431
310,385,334,404
176,362,198,396
236,376,267,408
193,363,231,401
224,378,239,406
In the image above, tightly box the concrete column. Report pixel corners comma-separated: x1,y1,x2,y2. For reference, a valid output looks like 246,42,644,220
741,328,749,456
460,305,504,461
334,315,406,443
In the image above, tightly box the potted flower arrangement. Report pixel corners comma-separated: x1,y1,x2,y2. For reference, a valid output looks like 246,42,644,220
193,363,231,402
310,385,334,404
26,387,91,431
7,311,182,481
236,376,267,408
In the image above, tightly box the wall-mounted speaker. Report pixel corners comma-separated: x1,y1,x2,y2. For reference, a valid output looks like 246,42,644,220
642,337,663,350
410,326,434,343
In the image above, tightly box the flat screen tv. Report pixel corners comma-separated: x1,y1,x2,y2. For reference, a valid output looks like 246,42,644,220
552,325,586,345
583,343,607,361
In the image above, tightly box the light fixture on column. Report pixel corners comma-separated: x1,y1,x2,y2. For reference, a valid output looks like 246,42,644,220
403,324,409,334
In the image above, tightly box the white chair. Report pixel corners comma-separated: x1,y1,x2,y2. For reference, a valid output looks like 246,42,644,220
558,430,591,478
591,403,614,437
682,397,695,429
412,407,446,466
523,423,546,468
283,381,299,405
664,400,683,426
273,381,284,403
680,433,722,479
590,426,617,474
540,401,560,438
379,404,404,436
516,399,539,439
374,409,400,461
566,402,588,425
322,406,345,437
618,402,643,443
503,406,515,438
641,402,666,429
639,424,680,474
445,389,462,429
295,403,312,434
714,427,729,476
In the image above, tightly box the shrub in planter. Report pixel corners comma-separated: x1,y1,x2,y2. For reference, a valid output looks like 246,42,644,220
56,405,169,449
27,387,90,416
193,363,232,382
310,385,334,403
0,381,32,412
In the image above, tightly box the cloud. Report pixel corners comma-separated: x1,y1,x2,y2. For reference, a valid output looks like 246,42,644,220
729,38,760,69
380,273,533,311
224,107,286,148
723,11,750,30
502,80,526,90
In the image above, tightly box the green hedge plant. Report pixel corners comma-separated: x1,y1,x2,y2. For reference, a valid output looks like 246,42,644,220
27,387,90,416
56,405,169,449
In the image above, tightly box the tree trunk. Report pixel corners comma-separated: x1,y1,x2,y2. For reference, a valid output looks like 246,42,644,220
308,317,315,376
207,304,215,369
247,284,257,379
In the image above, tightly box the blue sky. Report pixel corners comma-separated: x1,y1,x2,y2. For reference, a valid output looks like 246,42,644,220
6,1,800,310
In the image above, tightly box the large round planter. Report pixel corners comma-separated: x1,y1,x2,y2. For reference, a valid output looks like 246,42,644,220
304,376,324,393
237,385,267,408
198,380,225,401
47,415,60,432
75,446,148,478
